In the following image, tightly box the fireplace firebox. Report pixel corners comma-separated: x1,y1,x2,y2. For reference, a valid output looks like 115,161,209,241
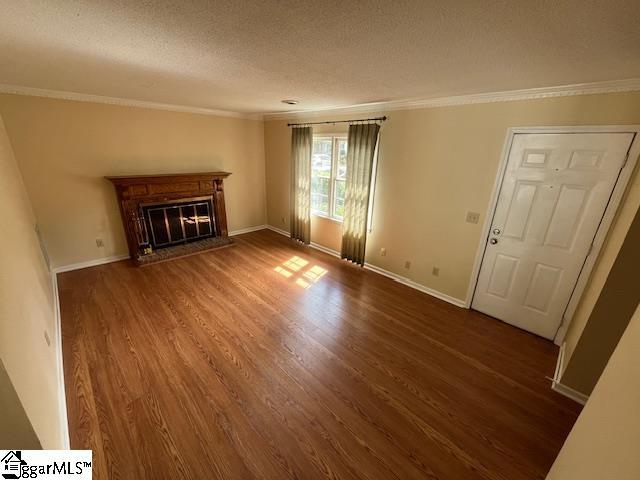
142,196,215,248
107,172,233,265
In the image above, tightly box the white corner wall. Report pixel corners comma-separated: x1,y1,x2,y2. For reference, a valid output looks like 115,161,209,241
0,113,65,449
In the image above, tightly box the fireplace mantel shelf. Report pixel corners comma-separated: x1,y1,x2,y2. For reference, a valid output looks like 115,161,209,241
107,172,232,265
107,172,230,182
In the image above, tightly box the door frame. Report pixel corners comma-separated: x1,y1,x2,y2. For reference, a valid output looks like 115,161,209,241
464,125,640,345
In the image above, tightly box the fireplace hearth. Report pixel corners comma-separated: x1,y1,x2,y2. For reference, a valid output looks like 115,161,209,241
107,172,233,265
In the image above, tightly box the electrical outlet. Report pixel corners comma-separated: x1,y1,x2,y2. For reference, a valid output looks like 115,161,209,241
44,330,51,347
432,267,440,276
466,211,480,224
380,248,386,256
404,260,411,269
96,238,104,248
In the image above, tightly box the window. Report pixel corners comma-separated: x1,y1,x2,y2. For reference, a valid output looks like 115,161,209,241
311,135,348,220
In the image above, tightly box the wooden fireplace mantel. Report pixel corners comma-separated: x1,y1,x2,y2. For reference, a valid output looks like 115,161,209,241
107,172,231,263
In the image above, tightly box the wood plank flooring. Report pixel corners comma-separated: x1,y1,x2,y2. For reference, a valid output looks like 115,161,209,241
59,229,581,480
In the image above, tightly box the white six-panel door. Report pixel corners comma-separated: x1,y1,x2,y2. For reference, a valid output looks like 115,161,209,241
472,133,634,339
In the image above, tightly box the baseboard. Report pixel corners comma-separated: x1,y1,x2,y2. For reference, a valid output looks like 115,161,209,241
265,225,341,258
310,242,341,258
265,225,466,309
51,272,70,449
266,225,290,237
551,381,589,405
229,224,268,236
550,343,589,405
362,262,467,308
53,254,130,274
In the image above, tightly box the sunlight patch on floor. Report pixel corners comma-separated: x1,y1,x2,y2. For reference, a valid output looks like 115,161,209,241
283,256,308,272
303,265,327,282
274,266,293,278
274,256,328,289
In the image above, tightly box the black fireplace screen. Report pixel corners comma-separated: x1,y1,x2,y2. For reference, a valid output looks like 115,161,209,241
142,197,215,249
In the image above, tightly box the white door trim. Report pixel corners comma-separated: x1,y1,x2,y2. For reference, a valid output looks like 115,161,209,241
464,125,640,345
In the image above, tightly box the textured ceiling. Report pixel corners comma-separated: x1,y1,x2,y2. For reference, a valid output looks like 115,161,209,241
1,0,639,114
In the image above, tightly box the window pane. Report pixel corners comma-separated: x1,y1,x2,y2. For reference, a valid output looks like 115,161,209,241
311,138,333,215
336,138,348,180
333,179,346,219
312,138,332,179
311,177,330,215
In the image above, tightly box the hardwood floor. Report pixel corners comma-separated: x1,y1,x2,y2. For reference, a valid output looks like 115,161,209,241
59,229,581,480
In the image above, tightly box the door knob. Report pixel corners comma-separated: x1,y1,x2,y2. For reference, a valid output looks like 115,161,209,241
492,228,501,235
489,238,498,245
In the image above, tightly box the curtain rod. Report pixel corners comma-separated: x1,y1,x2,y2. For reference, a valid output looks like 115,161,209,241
287,116,387,127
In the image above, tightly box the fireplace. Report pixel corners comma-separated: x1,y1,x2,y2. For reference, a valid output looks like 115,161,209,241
142,196,215,248
107,172,233,265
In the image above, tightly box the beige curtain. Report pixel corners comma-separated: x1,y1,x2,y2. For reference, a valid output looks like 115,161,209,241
341,123,380,265
290,126,312,244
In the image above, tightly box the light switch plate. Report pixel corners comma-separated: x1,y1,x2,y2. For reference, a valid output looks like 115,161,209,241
466,211,480,224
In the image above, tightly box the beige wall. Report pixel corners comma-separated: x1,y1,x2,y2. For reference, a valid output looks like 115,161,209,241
0,114,62,448
0,94,267,269
311,216,342,252
265,92,640,303
546,304,640,480
560,207,640,394
0,359,41,449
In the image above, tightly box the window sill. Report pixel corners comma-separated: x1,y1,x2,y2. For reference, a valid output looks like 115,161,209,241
312,213,343,224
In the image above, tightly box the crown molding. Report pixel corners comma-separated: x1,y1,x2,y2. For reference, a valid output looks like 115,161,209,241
0,84,263,120
2,78,640,122
263,78,640,121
